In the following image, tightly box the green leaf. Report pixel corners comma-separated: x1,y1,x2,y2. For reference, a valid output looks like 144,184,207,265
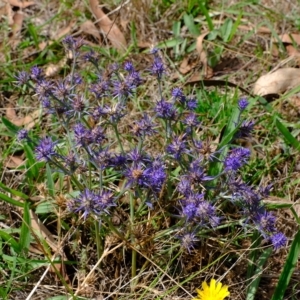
2,117,20,136
0,230,21,252
271,228,300,300
0,192,24,208
246,247,272,300
157,37,184,49
220,18,233,42
24,143,39,179
46,164,55,197
19,200,31,254
183,13,200,36
0,181,29,200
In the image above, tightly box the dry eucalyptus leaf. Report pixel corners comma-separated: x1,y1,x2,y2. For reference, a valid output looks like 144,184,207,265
253,68,300,96
80,20,101,42
89,0,126,51
8,0,35,8
196,32,213,78
280,33,300,45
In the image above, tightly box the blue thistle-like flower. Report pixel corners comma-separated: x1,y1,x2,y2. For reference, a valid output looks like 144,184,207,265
130,113,157,137
62,35,84,51
125,163,145,187
178,231,199,253
177,177,193,196
166,135,188,160
30,66,43,82
17,129,29,142
238,97,249,111
183,112,200,128
224,147,251,171
35,79,54,100
150,55,166,79
155,99,177,120
35,137,57,162
73,123,92,146
124,61,135,72
235,120,255,139
70,188,115,220
15,71,30,85
186,98,197,111
254,210,276,234
171,87,184,99
270,232,287,250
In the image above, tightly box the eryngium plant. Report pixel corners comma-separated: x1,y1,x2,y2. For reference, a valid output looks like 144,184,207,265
16,36,286,265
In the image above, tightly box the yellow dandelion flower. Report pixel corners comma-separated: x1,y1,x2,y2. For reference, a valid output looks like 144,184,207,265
192,279,230,300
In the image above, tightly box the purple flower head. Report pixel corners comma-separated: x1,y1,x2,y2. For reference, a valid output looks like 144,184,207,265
188,159,213,183
235,120,255,139
35,137,57,162
83,50,99,65
177,232,199,253
70,188,115,220
95,148,112,170
224,147,251,172
69,95,86,116
166,135,188,160
150,55,166,79
30,66,44,82
112,79,136,99
143,160,166,194
62,36,84,51
130,113,157,137
124,61,135,72
186,98,198,111
53,81,70,100
254,210,276,234
91,125,105,144
195,200,216,222
171,87,184,99
125,163,145,187
127,148,150,165
109,153,127,169
177,177,192,196
270,232,287,250
17,129,29,142
155,99,177,120
95,190,116,214
35,79,54,99
182,203,197,221
15,71,30,85
238,98,249,111
65,73,82,86
90,78,110,99
126,71,143,87
183,113,200,128
73,123,92,146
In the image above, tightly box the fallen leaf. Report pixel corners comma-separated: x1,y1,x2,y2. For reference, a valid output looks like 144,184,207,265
5,155,25,169
179,57,192,74
6,105,41,129
8,0,35,8
30,210,58,252
11,11,23,39
89,0,126,51
80,20,101,42
253,68,300,96
280,33,300,45
196,32,213,78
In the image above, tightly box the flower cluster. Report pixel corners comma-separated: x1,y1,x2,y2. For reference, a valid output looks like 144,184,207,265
16,36,286,254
